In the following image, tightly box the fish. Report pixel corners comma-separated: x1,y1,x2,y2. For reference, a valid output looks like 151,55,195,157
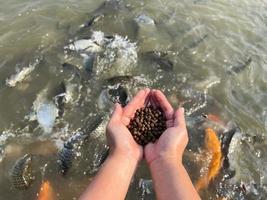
227,57,252,75
6,65,35,88
195,128,222,192
82,14,104,28
80,53,96,74
37,181,54,200
178,34,208,55
10,154,35,190
186,34,208,49
139,179,154,195
58,115,106,175
62,63,83,80
53,82,66,117
141,51,173,71
89,114,109,139
36,101,58,134
98,85,129,109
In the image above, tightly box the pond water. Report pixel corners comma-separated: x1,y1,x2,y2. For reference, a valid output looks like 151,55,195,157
0,0,267,199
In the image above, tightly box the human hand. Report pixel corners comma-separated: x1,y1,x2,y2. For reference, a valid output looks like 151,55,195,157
145,90,188,166
106,88,150,162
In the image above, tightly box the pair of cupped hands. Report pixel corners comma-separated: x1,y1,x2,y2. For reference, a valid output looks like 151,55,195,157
106,88,188,166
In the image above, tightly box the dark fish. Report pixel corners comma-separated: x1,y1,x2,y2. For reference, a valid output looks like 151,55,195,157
177,34,208,56
10,154,35,190
186,34,208,49
58,115,105,175
83,53,95,74
221,126,238,169
62,63,82,79
58,134,81,175
81,0,121,30
83,14,104,28
142,51,173,71
108,85,129,106
227,57,252,75
54,82,66,117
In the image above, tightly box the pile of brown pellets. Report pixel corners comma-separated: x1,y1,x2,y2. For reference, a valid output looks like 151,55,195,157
127,106,167,145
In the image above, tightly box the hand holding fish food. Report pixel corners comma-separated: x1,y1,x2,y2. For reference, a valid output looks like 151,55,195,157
143,90,188,165
106,88,150,162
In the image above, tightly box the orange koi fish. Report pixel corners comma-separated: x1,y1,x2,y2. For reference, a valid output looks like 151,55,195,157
37,181,55,200
195,128,222,192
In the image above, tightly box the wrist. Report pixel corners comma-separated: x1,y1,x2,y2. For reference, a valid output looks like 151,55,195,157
109,147,140,165
148,155,183,172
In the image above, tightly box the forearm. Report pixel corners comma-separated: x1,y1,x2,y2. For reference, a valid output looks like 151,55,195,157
149,158,201,200
79,151,138,200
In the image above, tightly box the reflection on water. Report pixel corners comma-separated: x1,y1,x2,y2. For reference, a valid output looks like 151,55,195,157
0,0,267,199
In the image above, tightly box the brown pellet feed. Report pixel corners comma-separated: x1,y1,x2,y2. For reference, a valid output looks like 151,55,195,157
127,106,167,146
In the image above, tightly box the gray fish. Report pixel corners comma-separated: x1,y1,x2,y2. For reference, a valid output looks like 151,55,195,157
81,53,95,74
80,0,121,30
53,82,66,117
221,126,238,169
58,131,85,175
10,154,35,190
142,51,173,71
227,57,252,75
62,63,82,80
186,34,208,49
98,85,129,109
178,34,208,55
108,85,129,106
58,115,106,175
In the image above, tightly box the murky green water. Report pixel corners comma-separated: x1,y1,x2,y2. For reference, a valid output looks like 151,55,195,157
1,0,267,199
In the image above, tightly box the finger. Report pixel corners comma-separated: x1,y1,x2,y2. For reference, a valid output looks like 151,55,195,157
123,88,150,119
154,90,174,120
110,103,123,122
174,107,186,128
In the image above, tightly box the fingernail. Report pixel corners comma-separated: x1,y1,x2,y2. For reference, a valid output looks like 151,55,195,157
180,107,184,114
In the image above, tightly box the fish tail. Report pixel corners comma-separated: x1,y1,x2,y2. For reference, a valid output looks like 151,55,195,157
37,181,54,200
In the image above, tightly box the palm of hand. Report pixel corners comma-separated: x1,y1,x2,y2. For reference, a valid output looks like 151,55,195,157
106,89,150,161
144,90,188,165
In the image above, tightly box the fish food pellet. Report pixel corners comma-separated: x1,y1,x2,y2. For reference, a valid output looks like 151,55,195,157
127,106,167,146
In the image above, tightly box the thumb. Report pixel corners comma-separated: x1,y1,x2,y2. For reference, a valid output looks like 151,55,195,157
110,103,123,122
174,107,186,128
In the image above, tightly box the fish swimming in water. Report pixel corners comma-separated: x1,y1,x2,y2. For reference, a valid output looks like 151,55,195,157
58,115,107,175
227,57,252,75
37,181,54,200
10,154,35,190
98,84,129,109
195,128,222,192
